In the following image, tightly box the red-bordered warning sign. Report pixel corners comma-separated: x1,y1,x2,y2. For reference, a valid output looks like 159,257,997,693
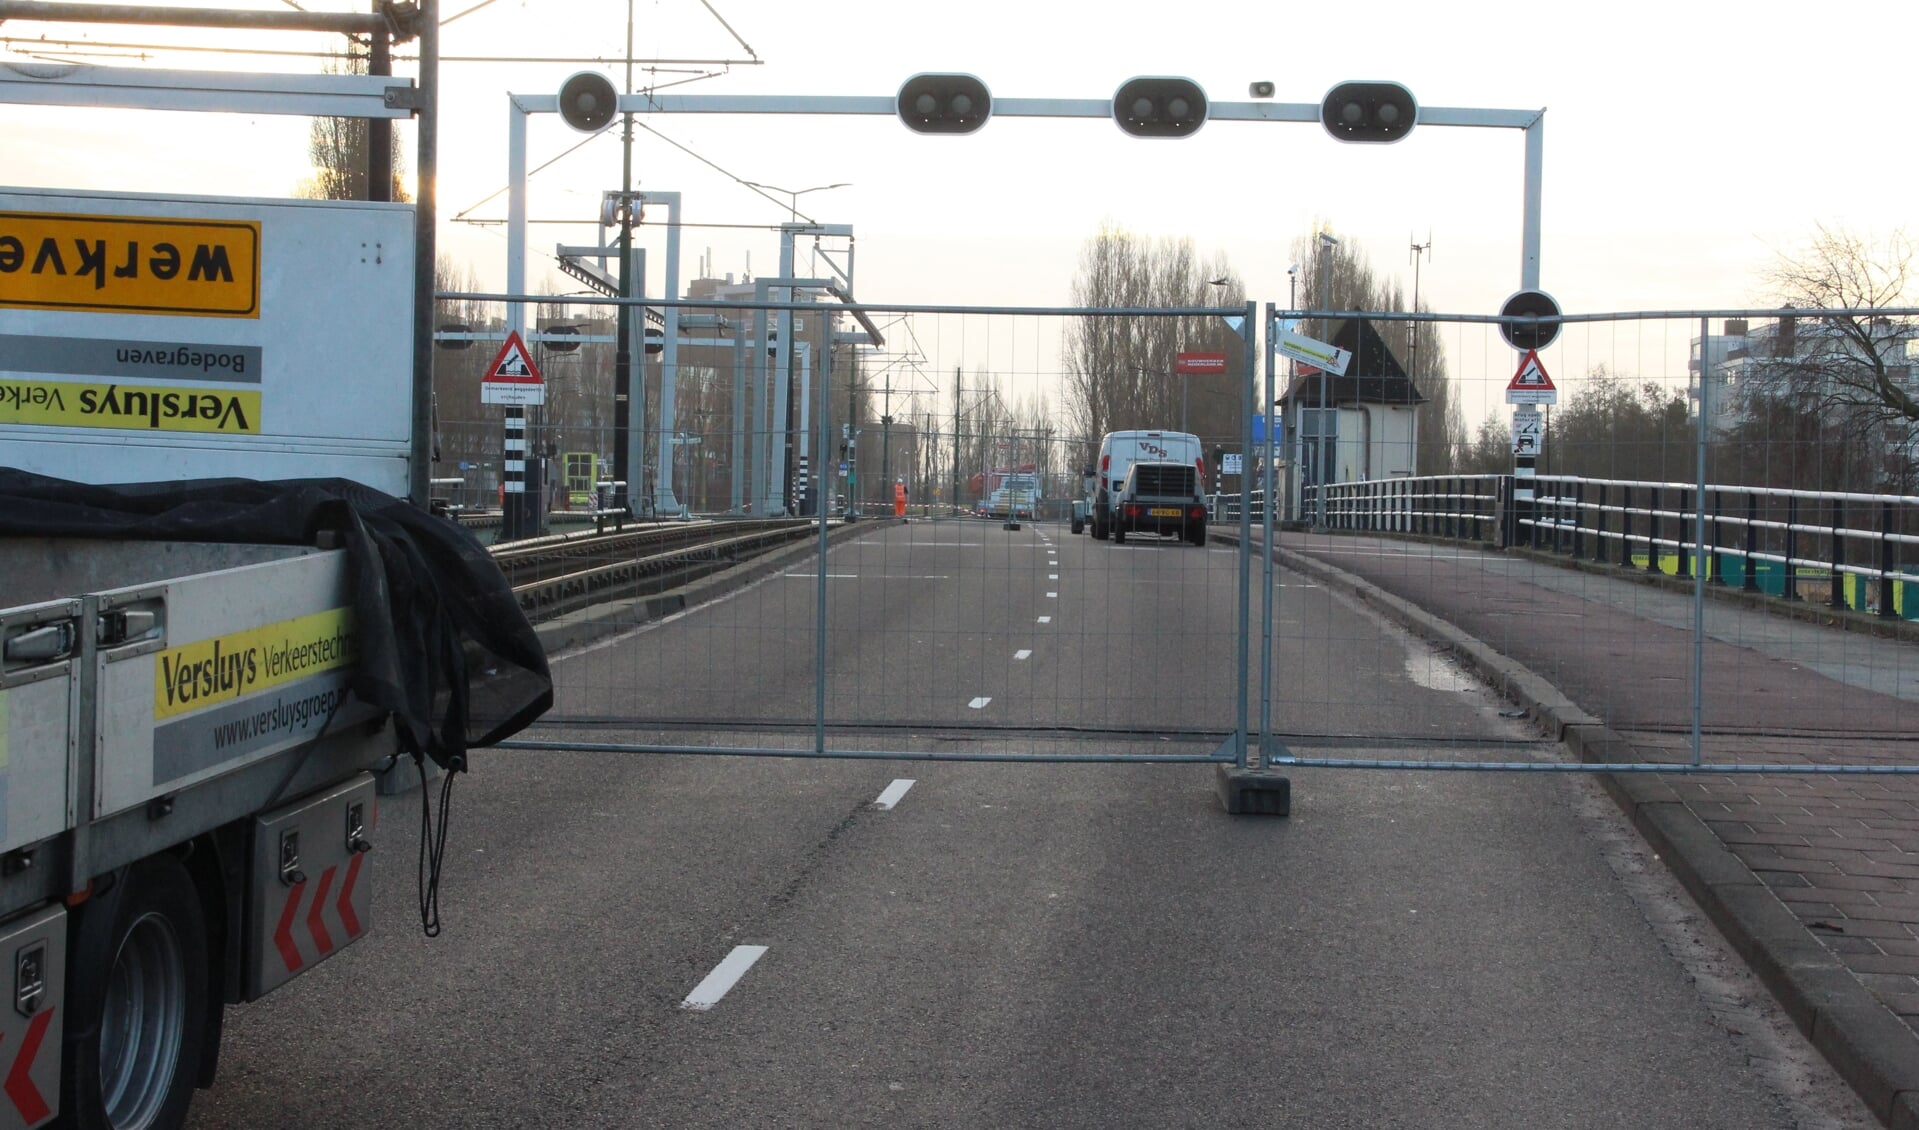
481,330,545,406
1504,348,1557,405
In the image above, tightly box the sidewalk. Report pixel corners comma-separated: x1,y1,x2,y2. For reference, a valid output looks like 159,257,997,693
1263,528,1919,1129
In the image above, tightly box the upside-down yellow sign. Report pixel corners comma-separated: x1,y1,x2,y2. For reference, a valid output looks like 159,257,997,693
0,211,260,318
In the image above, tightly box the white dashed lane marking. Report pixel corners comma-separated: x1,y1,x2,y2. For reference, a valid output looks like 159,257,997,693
682,945,769,1011
874,779,916,810
1014,649,1032,660
969,696,992,709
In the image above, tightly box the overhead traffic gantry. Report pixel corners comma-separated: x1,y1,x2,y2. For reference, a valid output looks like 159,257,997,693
626,74,1545,288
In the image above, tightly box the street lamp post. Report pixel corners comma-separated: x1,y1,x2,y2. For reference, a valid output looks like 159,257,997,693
1285,263,1297,522
1315,232,1338,529
1198,277,1229,439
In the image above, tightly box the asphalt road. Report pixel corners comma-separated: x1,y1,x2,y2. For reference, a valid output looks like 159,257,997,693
186,518,1872,1128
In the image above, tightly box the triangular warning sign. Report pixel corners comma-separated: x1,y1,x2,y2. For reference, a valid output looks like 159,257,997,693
1504,349,1557,404
483,331,543,385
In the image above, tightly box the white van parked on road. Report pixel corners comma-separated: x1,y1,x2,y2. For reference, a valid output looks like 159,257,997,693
1080,429,1204,539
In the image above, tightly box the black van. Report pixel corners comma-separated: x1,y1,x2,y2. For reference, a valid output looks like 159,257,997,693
1110,460,1207,546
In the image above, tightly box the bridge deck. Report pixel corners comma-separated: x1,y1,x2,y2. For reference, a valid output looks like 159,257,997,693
1271,527,1919,1124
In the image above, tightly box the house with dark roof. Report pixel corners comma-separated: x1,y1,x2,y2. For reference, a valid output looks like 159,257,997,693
1279,317,1424,490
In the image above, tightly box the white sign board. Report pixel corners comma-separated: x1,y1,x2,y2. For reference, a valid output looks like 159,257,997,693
1511,406,1543,456
1277,330,1351,376
1221,452,1243,475
0,187,416,494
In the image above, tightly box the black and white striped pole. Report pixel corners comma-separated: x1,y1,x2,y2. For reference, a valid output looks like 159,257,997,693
1501,289,1561,549
503,409,527,523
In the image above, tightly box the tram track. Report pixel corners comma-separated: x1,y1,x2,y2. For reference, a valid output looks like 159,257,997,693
485,518,830,623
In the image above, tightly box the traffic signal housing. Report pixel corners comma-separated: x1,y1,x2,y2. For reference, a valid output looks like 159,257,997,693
558,71,618,133
1499,289,1562,351
897,73,991,135
1320,81,1417,144
1113,76,1208,138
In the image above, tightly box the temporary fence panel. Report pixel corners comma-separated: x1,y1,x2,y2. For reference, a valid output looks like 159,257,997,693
437,292,1919,778
443,297,1263,766
1249,304,1919,777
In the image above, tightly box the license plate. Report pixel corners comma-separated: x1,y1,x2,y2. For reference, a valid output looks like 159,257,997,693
1148,507,1181,517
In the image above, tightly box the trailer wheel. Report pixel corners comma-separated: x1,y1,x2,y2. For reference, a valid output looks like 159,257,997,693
64,856,209,1130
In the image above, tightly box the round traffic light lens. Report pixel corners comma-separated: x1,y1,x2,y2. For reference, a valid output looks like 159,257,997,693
1339,101,1363,125
915,93,938,116
1131,96,1154,119
1167,97,1190,120
949,93,973,117
1376,104,1400,125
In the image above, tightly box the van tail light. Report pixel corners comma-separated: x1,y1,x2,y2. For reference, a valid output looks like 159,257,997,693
1196,456,1206,479
1100,454,1110,472
1190,506,1205,520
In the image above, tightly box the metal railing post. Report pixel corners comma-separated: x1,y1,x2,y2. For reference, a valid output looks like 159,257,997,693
1829,498,1847,611
1743,490,1760,593
1708,489,1725,585
1500,476,1515,548
1677,489,1692,579
1784,494,1800,601
1645,487,1662,574
1571,480,1585,559
1879,500,1897,619
1591,482,1609,563
1618,485,1633,566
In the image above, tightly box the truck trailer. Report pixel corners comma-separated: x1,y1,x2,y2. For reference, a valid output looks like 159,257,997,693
0,183,550,1130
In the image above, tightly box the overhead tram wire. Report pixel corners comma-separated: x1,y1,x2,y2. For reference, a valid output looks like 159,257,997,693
453,108,821,228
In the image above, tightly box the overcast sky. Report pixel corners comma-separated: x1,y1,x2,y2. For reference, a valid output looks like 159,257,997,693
4,0,1912,424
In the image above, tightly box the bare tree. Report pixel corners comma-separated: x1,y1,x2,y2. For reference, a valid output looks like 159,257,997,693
296,47,409,202
1757,224,1917,426
1064,225,1246,456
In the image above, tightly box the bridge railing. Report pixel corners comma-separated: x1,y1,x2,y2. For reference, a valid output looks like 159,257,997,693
1287,474,1919,621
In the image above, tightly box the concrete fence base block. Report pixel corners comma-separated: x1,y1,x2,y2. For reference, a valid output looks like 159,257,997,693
1215,764,1291,816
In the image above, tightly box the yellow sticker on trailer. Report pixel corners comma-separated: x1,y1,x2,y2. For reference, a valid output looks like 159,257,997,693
0,379,260,434
0,211,261,317
153,607,356,721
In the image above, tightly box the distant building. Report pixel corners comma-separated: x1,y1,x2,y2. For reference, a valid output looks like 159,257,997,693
1280,317,1424,490
1694,314,1919,488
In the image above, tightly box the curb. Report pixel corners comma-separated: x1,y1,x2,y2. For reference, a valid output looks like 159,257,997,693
1221,531,1919,1128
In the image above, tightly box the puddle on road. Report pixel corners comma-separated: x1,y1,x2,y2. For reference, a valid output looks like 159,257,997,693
1403,652,1477,692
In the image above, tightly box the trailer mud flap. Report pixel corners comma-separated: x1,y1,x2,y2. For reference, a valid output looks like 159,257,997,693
245,774,374,1000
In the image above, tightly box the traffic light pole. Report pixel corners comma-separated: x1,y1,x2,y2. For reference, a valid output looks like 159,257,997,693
624,92,1544,289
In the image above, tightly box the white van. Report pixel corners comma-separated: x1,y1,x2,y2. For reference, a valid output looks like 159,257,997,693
1082,429,1204,539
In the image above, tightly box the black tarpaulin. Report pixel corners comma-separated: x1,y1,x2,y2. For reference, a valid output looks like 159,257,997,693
0,470,550,771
